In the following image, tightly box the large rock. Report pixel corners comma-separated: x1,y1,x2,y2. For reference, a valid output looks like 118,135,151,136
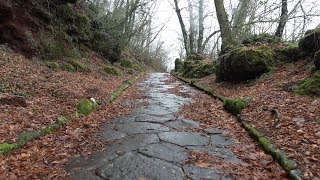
298,28,320,55
174,58,183,72
181,60,215,78
216,47,274,82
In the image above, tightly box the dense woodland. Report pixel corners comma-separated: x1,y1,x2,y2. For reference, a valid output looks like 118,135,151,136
0,0,319,179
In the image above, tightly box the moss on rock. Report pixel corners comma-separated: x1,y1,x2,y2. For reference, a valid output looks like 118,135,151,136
298,28,320,55
104,65,122,76
174,58,183,72
216,47,274,82
294,70,320,96
279,44,304,62
76,99,98,115
223,98,247,115
181,60,215,78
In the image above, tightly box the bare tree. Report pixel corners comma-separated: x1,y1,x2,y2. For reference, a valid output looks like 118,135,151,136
214,0,234,51
173,0,191,56
275,0,288,38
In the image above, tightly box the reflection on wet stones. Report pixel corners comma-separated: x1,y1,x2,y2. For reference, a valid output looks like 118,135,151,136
67,73,240,179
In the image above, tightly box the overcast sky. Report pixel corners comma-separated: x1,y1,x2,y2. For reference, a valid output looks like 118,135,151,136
153,0,320,70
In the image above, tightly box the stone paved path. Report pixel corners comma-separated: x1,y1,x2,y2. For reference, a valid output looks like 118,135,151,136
66,73,242,180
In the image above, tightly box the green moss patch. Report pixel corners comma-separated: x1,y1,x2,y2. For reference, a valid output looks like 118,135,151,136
120,59,134,68
62,60,90,72
0,143,19,155
294,70,320,96
223,98,247,116
45,61,60,70
104,65,122,76
76,99,98,115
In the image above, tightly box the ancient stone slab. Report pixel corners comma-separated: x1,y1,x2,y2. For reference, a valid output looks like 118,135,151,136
106,134,160,154
211,134,236,147
98,152,184,180
204,128,223,135
139,143,187,165
183,165,231,180
110,116,136,123
164,119,199,129
115,122,170,135
135,114,174,123
100,130,126,142
158,132,209,146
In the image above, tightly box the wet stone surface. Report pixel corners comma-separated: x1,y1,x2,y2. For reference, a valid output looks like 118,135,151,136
67,73,241,179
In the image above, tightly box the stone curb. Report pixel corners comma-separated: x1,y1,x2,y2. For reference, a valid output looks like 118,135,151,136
174,74,301,180
0,73,145,156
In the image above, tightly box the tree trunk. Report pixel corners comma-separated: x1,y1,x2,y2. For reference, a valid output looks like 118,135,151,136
214,0,234,52
197,0,205,54
275,0,288,38
187,0,196,54
174,0,190,56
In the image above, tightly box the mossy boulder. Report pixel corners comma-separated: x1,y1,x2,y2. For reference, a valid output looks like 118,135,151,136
120,59,134,68
298,28,320,55
181,60,215,78
242,33,282,45
104,65,122,76
314,50,320,70
174,58,183,72
76,98,98,115
294,70,320,96
279,44,304,62
216,47,274,82
223,98,247,116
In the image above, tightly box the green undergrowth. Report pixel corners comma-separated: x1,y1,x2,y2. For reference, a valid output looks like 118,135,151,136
294,70,320,96
44,59,90,72
104,65,122,76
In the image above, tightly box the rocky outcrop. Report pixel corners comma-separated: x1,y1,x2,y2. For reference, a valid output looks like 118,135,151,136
216,47,274,82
